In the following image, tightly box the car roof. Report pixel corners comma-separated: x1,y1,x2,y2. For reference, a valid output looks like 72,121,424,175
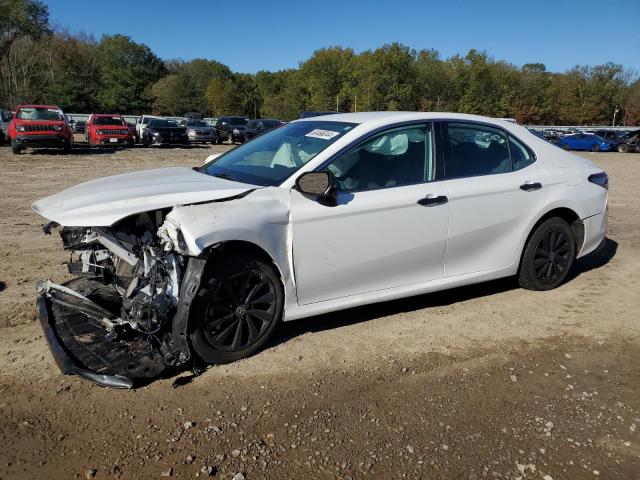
295,111,521,128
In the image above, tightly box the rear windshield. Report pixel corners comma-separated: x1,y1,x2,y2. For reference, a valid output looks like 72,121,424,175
187,120,208,127
94,116,125,126
149,119,180,128
16,107,63,121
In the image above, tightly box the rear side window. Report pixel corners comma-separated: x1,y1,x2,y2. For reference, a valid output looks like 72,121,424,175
509,135,534,170
443,123,510,179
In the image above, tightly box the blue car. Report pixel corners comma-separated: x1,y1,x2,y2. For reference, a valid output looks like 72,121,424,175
557,133,617,152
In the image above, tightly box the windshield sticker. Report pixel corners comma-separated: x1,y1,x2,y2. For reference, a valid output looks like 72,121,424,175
305,129,340,140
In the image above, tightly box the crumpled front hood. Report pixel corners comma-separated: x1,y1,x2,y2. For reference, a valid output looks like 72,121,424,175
32,166,259,226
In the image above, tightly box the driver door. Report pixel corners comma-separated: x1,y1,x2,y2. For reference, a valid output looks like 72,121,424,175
290,123,450,305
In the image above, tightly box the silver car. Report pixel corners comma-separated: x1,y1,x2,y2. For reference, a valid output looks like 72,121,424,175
182,119,216,144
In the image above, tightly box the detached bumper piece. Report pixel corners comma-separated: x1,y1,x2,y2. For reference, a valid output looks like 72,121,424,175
37,278,168,389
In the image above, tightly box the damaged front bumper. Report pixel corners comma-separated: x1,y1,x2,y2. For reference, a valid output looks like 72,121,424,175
37,279,170,388
37,280,136,388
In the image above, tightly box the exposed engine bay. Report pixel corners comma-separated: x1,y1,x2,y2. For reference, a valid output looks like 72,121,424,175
37,211,205,388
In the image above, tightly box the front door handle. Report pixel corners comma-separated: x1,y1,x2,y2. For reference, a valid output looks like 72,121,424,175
417,194,448,206
520,181,542,191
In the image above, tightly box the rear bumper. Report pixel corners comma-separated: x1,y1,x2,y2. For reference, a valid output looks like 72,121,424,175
14,134,69,148
579,208,608,258
36,284,134,388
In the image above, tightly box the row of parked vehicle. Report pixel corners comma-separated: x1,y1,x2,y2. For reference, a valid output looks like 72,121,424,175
529,127,640,153
0,105,286,154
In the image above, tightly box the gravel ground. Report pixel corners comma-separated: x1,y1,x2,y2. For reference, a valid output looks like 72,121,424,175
0,142,638,479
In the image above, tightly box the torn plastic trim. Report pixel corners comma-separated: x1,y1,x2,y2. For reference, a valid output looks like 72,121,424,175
36,280,134,389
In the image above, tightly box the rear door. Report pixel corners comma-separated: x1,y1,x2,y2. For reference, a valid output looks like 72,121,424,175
438,121,548,276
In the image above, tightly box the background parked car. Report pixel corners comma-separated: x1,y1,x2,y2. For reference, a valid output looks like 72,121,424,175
179,119,216,144
141,118,188,147
9,104,74,154
0,109,12,144
72,120,86,134
86,114,134,147
557,133,618,152
594,130,631,152
136,115,162,143
244,119,285,141
214,116,247,144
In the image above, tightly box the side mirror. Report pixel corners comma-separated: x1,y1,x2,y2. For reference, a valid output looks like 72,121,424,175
295,171,337,205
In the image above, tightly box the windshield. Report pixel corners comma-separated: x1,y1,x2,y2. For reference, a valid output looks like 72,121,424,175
221,117,247,126
149,119,180,128
16,107,63,121
187,120,208,127
200,121,357,186
94,116,125,126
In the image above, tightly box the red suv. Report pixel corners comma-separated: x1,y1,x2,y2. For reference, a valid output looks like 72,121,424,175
9,105,74,154
86,114,134,147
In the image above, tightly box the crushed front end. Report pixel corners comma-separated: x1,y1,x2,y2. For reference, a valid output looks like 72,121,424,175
37,211,202,388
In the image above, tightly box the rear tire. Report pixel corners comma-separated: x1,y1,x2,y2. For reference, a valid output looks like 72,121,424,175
618,144,628,153
189,255,283,364
591,143,600,152
518,217,576,291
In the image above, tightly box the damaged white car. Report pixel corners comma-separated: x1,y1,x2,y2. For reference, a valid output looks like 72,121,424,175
33,112,609,388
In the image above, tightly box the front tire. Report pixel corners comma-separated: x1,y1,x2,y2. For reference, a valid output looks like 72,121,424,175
228,133,234,145
518,217,576,291
189,255,283,364
561,143,570,151
11,140,22,154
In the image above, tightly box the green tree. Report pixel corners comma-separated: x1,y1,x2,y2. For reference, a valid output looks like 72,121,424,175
96,34,165,113
44,32,101,112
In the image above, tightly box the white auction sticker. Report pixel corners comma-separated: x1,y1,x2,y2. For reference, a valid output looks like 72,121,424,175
305,129,339,140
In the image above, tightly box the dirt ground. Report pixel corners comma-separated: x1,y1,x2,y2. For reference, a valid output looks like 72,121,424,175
0,141,639,480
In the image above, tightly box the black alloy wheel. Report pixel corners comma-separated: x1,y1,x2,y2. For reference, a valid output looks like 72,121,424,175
518,217,576,290
228,133,234,145
591,143,601,152
190,255,283,364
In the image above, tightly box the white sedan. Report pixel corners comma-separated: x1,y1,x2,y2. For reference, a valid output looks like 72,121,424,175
33,112,608,387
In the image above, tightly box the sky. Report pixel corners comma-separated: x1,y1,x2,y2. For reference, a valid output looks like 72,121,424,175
46,0,639,74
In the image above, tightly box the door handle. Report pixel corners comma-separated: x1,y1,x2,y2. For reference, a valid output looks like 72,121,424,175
520,181,542,191
417,194,448,206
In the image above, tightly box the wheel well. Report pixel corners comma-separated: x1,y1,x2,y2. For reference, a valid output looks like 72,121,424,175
526,208,584,256
203,240,281,278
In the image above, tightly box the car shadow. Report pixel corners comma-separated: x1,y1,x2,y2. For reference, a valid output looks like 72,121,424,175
268,237,618,349
566,237,618,281
25,147,120,156
0,280,5,293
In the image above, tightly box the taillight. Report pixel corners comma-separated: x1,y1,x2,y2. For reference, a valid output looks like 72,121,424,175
588,172,608,190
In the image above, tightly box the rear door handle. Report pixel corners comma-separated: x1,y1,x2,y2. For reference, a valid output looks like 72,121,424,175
520,182,542,191
417,194,448,206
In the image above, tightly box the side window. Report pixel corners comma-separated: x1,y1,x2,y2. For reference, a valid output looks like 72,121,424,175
509,135,534,170
325,124,434,192
443,123,510,179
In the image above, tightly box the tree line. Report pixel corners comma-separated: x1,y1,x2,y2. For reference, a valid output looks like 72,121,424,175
2,0,639,125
